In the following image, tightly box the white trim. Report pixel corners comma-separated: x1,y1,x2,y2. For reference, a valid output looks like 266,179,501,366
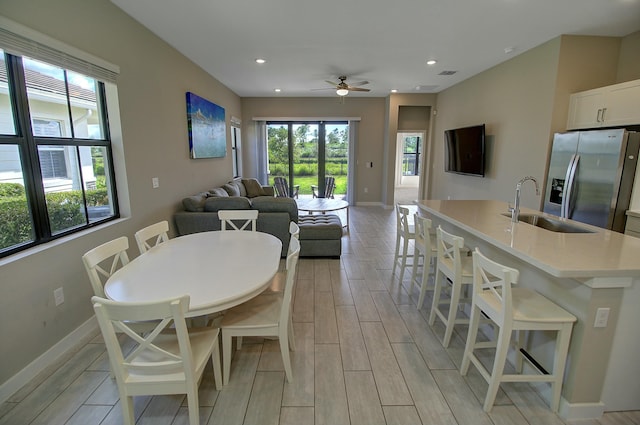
558,398,606,420
355,201,385,207
253,116,361,122
0,317,99,405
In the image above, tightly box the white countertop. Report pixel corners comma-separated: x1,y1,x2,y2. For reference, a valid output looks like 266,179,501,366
416,200,640,280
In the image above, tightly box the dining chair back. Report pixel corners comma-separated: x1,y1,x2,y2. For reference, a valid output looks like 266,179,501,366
274,176,299,198
82,236,130,298
428,225,474,347
392,204,415,284
266,221,301,293
92,295,221,425
289,221,300,240
220,237,301,385
311,176,336,198
218,209,258,231
410,213,437,309
460,249,576,412
134,220,169,254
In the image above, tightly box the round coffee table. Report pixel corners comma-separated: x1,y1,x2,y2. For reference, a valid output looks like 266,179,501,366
296,198,349,229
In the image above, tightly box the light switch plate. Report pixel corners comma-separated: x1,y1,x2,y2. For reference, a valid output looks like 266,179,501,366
594,307,610,328
54,287,64,306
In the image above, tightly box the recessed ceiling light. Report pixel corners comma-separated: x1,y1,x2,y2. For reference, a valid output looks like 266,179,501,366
427,60,437,65
504,47,516,54
274,88,281,92
390,89,398,93
255,58,266,64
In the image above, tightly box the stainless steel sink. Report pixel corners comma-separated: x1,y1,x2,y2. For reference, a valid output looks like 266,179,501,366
501,213,595,234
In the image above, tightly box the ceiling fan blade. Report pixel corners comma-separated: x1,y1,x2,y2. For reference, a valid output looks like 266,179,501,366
325,80,339,87
347,87,370,92
311,87,335,91
349,80,369,87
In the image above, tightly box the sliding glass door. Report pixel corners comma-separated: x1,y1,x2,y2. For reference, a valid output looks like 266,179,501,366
267,121,348,199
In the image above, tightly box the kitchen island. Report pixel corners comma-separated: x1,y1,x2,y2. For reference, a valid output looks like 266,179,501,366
416,199,640,419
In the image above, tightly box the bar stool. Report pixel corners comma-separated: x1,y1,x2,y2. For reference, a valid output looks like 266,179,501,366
460,248,576,412
392,205,415,284
428,226,473,347
409,213,437,309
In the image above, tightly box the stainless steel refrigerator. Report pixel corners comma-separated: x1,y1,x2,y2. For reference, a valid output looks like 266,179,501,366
543,128,640,232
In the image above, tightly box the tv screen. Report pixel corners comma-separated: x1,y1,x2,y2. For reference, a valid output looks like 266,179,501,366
444,124,486,177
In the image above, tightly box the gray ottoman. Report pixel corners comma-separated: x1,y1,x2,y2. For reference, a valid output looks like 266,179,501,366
298,214,343,258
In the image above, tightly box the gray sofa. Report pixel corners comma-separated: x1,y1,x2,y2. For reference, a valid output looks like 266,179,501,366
174,177,342,257
174,178,297,256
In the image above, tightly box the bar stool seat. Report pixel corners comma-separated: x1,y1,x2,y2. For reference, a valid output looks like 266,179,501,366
460,248,576,412
428,226,473,347
392,205,415,284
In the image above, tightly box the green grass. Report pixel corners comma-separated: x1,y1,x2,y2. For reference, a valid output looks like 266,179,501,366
270,175,347,196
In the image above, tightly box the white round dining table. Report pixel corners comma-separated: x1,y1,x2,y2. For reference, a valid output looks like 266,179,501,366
104,231,282,317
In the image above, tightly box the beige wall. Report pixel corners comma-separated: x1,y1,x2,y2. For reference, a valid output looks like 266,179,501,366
240,97,386,204
617,31,640,82
429,38,561,208
0,0,240,386
428,33,637,209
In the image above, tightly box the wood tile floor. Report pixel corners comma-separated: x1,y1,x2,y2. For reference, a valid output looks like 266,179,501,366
1,205,639,425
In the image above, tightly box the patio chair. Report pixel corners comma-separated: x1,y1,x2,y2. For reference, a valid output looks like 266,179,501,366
273,176,299,198
311,176,336,198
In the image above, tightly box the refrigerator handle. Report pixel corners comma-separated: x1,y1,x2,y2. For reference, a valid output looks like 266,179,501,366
563,154,579,218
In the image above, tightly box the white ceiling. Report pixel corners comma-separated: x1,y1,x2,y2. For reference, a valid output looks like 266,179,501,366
110,0,640,98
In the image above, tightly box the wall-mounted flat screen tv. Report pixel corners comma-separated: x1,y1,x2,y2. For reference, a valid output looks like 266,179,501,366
444,124,486,177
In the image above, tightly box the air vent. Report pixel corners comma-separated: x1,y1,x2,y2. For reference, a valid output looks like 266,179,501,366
438,70,457,75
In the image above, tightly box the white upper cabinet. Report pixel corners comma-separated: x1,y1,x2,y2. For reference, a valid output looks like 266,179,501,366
567,79,640,130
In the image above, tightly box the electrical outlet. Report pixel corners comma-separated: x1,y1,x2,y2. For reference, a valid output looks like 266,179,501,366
152,177,159,188
594,307,610,328
364,187,368,193
54,287,64,306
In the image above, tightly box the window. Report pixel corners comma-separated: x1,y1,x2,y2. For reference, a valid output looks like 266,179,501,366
0,48,118,257
402,135,422,176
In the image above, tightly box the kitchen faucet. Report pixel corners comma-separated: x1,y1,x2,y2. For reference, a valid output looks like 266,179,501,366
512,176,540,223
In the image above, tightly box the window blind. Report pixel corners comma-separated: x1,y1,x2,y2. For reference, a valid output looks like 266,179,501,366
0,19,119,84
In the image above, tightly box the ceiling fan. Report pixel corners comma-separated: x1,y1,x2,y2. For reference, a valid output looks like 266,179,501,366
319,76,370,96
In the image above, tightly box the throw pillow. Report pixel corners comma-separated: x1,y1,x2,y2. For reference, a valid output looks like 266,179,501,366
182,192,210,212
222,183,240,197
242,178,267,198
209,187,229,197
230,177,247,197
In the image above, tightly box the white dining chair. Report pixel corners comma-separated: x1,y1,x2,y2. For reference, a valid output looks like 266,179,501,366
82,236,131,298
220,237,301,385
392,204,416,284
409,213,437,309
267,221,300,293
428,226,474,347
289,220,300,240
460,249,576,412
218,209,258,231
92,295,222,425
134,220,169,254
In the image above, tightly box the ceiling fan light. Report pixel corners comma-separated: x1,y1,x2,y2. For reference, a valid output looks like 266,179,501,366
336,88,349,96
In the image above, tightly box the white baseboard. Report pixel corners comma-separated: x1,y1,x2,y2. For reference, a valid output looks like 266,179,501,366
0,317,99,405
559,398,606,420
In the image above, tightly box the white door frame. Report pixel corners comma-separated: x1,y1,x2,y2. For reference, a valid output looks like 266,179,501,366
395,131,425,188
